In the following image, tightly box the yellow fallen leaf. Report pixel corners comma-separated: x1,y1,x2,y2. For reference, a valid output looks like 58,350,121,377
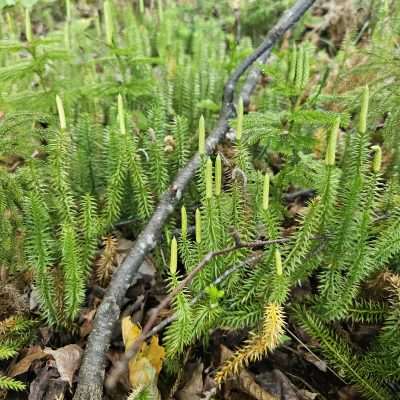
121,316,142,350
121,317,165,389
143,336,165,374
129,356,157,387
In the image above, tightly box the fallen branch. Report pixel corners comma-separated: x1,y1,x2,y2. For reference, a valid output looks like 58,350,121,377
241,50,272,108
73,1,316,399
106,237,290,388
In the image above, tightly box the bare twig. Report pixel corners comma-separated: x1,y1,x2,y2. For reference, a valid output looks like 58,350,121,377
73,2,316,399
286,327,346,384
106,238,290,388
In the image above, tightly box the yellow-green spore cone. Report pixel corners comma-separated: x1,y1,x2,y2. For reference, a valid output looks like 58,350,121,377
263,174,270,210
198,115,205,155
56,95,66,130
170,236,177,275
359,85,369,134
195,208,202,244
215,154,222,196
181,206,188,241
325,117,340,166
205,157,213,199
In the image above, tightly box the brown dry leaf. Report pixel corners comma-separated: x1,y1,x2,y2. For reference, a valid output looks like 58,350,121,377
28,365,60,400
117,237,135,253
298,389,318,400
80,308,97,338
176,362,204,400
121,317,165,388
44,344,83,386
220,345,277,400
9,346,47,377
337,385,361,400
0,283,27,319
303,352,327,372
239,372,277,400
256,370,299,400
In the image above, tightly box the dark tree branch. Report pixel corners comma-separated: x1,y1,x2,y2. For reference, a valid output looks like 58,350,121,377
222,0,316,112
73,2,316,399
241,50,272,109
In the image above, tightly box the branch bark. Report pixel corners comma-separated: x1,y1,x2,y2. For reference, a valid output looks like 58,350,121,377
73,1,316,399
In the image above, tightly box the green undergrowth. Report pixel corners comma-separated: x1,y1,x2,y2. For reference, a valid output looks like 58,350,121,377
0,1,400,399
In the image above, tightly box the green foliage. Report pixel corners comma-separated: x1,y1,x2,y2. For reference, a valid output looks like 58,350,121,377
127,384,157,400
1,1,400,398
0,0,255,327
293,306,393,400
160,17,400,394
0,316,35,393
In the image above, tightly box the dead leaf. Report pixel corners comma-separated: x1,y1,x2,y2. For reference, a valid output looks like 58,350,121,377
0,283,27,319
303,352,327,372
128,357,158,389
80,308,96,338
298,389,318,400
256,370,299,400
337,385,362,399
220,345,277,400
121,317,165,389
44,344,83,386
145,336,164,374
122,317,142,350
176,362,204,400
9,346,47,377
29,365,60,400
240,373,279,400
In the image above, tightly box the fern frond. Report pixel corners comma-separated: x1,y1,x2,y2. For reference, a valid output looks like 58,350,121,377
347,300,388,324
24,191,58,325
0,344,17,360
101,144,128,229
0,375,25,391
221,302,264,330
61,223,85,322
164,290,193,360
216,303,285,384
80,193,99,274
293,306,393,400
